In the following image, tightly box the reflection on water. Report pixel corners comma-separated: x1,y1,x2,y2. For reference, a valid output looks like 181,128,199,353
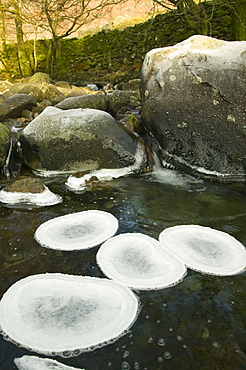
0,168,246,369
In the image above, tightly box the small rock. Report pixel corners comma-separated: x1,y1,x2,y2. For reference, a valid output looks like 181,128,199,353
0,94,37,120
27,72,51,85
4,177,46,193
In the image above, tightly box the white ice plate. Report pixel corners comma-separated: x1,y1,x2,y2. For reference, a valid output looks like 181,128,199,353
159,225,246,275
96,233,187,290
34,210,118,250
0,274,139,357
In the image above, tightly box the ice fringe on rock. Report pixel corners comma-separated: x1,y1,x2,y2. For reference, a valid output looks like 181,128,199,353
0,274,139,357
159,225,246,276
66,142,145,191
96,233,187,290
0,186,62,207
34,210,118,250
14,355,84,370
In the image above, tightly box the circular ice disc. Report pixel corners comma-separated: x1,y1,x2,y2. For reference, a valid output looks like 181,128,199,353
96,233,187,290
0,274,139,357
159,225,246,276
34,210,118,250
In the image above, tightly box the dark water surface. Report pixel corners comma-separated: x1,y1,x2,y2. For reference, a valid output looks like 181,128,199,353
0,169,245,370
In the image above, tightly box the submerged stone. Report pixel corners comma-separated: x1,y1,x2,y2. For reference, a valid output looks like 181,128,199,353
0,274,139,356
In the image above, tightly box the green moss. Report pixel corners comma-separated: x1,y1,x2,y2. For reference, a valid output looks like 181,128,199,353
0,2,235,83
0,123,11,141
0,123,11,168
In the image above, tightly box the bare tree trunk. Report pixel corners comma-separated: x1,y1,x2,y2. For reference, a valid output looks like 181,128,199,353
0,0,8,68
175,0,208,35
13,0,33,76
45,39,52,73
13,0,25,75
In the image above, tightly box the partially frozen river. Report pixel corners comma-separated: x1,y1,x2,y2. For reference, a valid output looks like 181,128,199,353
0,168,245,369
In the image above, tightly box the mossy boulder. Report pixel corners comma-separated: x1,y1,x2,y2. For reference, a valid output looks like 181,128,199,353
20,106,149,174
0,123,11,168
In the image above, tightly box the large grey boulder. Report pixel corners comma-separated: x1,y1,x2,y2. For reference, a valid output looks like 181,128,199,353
20,107,149,174
141,35,246,181
0,94,37,120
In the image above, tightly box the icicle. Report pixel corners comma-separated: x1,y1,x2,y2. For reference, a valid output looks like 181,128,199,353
2,137,13,180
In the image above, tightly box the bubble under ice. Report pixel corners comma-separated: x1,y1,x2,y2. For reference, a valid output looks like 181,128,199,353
96,233,187,290
159,225,246,275
34,210,119,250
0,274,139,356
14,355,84,370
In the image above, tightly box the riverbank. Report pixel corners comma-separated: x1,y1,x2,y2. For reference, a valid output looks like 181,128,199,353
1,2,233,85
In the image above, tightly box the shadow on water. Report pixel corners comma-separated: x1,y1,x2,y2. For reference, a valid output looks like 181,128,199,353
0,168,245,370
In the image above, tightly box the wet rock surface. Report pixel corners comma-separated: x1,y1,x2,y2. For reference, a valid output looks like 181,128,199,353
141,35,246,181
3,177,46,193
0,175,62,206
1,36,246,183
20,107,148,174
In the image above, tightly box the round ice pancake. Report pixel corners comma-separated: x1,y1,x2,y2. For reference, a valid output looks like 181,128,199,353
159,225,246,275
0,274,139,357
96,233,187,290
34,210,118,250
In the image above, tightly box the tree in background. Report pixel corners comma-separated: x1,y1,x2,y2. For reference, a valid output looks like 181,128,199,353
27,0,129,74
0,0,130,76
0,0,245,78
151,0,246,40
0,0,8,67
151,0,208,34
230,0,246,40
0,0,40,76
